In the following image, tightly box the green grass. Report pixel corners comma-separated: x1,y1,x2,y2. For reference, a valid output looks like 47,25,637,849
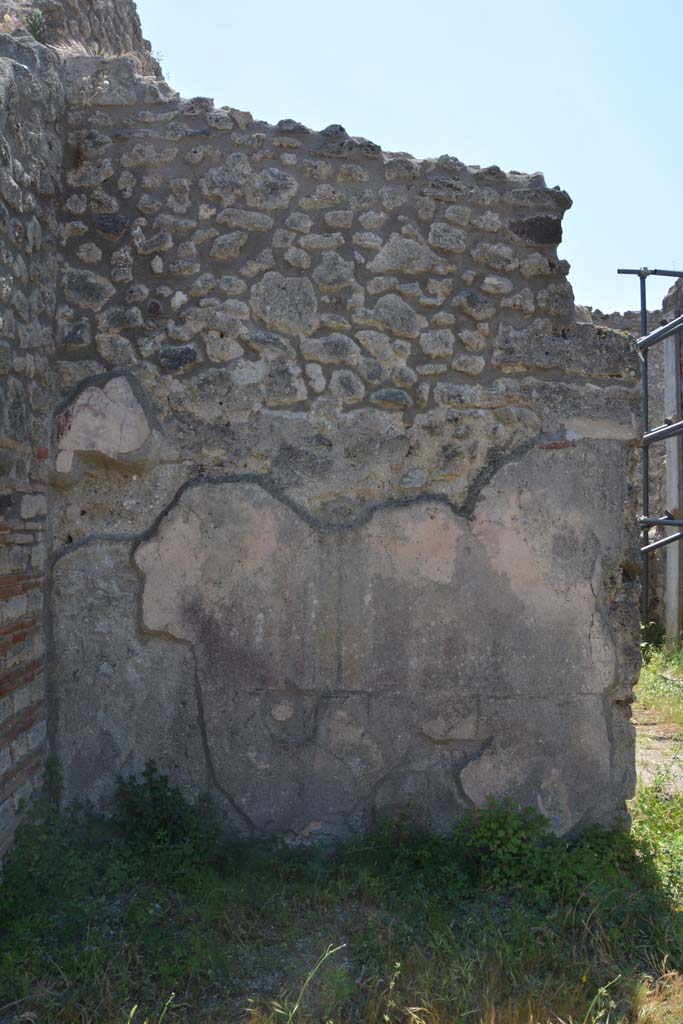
638,645,683,730
2,748,683,1023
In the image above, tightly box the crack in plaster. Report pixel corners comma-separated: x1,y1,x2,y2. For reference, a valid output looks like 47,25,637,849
50,428,569,567
188,646,255,835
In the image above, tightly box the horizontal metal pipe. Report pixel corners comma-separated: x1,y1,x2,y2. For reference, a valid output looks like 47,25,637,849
638,314,683,350
643,418,683,445
618,268,683,278
642,532,683,554
639,516,683,528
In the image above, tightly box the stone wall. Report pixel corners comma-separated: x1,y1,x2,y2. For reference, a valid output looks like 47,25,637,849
44,52,642,840
0,1,644,847
0,33,64,855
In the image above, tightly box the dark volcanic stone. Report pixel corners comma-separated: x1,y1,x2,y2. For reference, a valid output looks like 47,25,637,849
94,213,129,238
159,345,198,371
509,215,562,245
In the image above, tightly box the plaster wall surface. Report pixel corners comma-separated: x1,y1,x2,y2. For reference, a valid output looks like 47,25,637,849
0,0,643,844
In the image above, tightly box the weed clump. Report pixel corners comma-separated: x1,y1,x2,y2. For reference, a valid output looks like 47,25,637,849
25,8,45,42
113,761,221,883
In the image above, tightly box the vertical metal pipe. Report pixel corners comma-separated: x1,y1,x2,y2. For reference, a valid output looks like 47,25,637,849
640,275,648,337
641,273,650,621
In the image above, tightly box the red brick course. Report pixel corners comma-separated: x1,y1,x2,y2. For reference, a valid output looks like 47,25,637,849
0,573,43,600
0,744,45,804
0,700,46,747
0,658,43,699
0,617,40,655
0,616,38,638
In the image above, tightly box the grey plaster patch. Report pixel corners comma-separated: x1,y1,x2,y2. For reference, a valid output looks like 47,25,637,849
55,375,151,472
107,443,639,837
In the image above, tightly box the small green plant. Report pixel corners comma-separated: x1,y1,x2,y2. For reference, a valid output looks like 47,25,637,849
320,964,355,1012
158,991,176,1024
271,944,345,1023
25,9,45,43
642,618,666,650
382,961,402,1024
556,975,621,1024
113,760,220,883
127,992,175,1023
453,797,553,889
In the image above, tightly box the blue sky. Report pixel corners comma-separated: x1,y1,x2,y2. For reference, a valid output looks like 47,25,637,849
136,0,682,313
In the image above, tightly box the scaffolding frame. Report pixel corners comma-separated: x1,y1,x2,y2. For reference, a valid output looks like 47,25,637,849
621,267,683,642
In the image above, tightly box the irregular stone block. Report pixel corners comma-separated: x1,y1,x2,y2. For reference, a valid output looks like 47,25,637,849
264,357,308,405
370,387,412,408
454,290,496,322
329,368,365,404
94,213,129,238
159,345,199,370
301,334,360,366
368,234,440,275
250,271,319,336
419,329,455,358
428,222,467,254
216,208,274,231
66,159,114,188
509,214,562,245
492,320,639,380
209,232,248,261
357,294,428,339
63,268,116,310
451,353,485,376
312,251,354,291
95,333,137,365
96,306,143,333
471,241,519,272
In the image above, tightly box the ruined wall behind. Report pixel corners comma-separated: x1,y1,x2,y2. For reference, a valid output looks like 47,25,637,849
45,52,643,840
0,34,64,855
589,287,683,631
588,308,667,623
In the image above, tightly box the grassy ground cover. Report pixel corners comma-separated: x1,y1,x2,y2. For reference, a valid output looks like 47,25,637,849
638,646,683,731
3,650,683,1023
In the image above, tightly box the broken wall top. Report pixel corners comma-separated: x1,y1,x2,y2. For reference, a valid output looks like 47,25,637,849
0,0,158,73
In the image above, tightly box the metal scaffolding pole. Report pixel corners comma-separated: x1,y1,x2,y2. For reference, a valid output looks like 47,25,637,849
618,267,683,624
